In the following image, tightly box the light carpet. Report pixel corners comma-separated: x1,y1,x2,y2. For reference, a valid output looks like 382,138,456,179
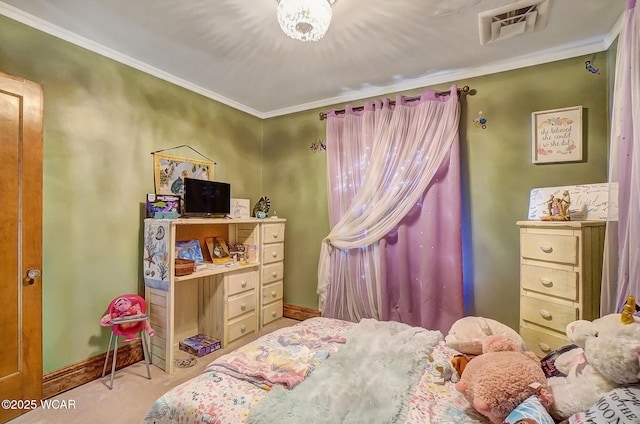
7,318,298,424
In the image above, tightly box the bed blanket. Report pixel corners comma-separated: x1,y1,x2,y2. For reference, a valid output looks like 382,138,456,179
247,318,443,424
205,325,347,389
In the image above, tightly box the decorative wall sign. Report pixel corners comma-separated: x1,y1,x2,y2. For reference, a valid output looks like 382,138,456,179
153,153,214,195
531,106,582,164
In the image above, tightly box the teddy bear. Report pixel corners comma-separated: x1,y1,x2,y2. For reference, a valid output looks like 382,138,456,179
546,301,640,421
455,335,554,424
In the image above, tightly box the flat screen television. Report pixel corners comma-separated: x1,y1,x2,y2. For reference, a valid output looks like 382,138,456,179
183,177,231,217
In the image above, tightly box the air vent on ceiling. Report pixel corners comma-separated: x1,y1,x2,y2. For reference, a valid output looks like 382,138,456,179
478,0,551,45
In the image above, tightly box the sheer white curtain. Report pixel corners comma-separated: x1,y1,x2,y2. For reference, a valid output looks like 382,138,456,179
601,0,639,314
317,86,463,329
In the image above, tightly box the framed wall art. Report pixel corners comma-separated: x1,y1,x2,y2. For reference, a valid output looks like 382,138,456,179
153,153,215,195
531,106,583,164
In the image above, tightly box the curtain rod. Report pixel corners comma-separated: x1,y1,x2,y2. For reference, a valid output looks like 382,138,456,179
318,85,471,121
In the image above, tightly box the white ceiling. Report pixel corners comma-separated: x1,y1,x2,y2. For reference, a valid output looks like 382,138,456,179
0,0,625,118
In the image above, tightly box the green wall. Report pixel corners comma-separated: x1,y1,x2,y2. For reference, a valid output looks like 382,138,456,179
0,16,263,373
264,55,610,329
1,14,612,374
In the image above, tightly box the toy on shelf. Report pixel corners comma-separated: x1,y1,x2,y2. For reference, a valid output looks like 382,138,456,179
253,196,270,218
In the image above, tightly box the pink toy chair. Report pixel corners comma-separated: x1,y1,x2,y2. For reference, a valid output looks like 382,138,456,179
100,294,153,389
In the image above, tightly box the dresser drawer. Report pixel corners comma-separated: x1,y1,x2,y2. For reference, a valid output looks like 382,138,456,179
521,233,578,265
521,296,578,333
262,300,283,326
263,223,285,244
520,327,570,358
228,313,257,343
263,281,283,303
262,243,284,264
521,264,578,301
227,269,257,296
228,291,256,320
262,262,284,285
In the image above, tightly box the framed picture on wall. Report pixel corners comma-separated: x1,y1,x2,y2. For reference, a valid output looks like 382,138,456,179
531,106,583,164
153,153,215,195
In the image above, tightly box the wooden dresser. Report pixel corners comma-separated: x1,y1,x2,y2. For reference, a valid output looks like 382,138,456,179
516,221,606,357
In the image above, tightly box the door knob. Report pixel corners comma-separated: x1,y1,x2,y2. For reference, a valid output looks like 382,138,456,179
26,268,41,285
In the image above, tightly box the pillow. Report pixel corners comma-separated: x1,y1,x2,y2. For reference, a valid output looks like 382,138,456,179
561,386,640,424
445,316,524,355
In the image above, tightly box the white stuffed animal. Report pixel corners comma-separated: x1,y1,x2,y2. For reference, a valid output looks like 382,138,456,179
547,298,640,421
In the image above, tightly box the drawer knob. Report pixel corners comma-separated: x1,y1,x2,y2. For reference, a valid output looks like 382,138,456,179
240,324,247,333
539,309,552,319
272,252,278,258
538,342,551,353
539,278,553,287
271,291,277,297
240,303,246,310
271,271,278,278
272,233,279,239
271,311,277,317
241,281,247,288
539,244,553,253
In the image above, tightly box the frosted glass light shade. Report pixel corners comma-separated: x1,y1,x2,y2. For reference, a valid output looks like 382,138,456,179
277,0,333,42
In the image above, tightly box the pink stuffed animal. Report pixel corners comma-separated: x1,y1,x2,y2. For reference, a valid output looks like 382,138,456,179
455,335,554,424
100,296,154,340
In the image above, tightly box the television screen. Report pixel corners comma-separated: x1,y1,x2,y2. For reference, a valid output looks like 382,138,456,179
183,178,231,217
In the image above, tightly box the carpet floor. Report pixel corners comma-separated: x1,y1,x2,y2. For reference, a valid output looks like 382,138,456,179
8,318,299,424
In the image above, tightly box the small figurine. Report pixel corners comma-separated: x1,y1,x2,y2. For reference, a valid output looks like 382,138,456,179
560,190,571,217
546,194,555,216
473,111,487,129
253,196,270,218
541,191,571,221
585,60,600,75
310,140,326,152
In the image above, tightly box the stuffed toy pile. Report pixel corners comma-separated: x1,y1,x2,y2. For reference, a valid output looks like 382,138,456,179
546,297,640,421
454,334,554,424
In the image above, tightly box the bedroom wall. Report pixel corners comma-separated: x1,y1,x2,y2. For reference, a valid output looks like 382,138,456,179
262,53,611,330
0,13,613,374
0,15,264,373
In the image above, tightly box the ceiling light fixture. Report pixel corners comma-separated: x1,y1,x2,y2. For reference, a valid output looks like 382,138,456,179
276,0,336,42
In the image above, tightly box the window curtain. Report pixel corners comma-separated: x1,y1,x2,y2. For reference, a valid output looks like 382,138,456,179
317,85,464,333
601,0,639,314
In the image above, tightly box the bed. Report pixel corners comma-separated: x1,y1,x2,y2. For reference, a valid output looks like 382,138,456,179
142,316,487,424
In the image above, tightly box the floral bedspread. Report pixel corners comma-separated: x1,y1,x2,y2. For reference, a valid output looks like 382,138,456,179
142,317,487,424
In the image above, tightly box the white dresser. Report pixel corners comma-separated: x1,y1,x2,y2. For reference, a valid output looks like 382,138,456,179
516,221,605,357
260,221,285,326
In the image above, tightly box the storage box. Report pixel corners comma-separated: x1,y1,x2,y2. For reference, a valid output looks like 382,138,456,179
230,198,250,219
179,334,221,357
146,193,181,218
174,258,195,276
